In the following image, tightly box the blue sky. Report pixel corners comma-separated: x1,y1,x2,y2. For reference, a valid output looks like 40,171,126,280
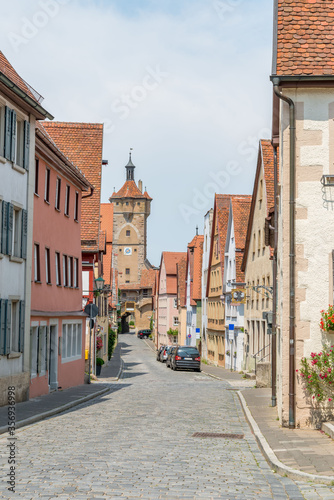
1,0,274,266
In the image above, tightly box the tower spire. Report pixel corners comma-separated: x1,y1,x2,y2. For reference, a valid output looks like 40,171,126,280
126,148,135,181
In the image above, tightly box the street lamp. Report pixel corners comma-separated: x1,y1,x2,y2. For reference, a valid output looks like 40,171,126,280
94,276,105,291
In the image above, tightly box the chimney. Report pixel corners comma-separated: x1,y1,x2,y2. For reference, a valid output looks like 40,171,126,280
138,180,143,193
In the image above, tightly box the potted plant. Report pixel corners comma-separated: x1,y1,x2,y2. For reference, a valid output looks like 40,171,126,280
226,350,230,356
320,305,334,332
96,357,105,376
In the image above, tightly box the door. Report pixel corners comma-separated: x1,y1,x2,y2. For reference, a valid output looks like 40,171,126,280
49,325,58,391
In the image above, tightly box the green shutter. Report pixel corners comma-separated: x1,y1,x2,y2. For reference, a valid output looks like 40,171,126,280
7,203,13,256
1,202,8,255
21,209,28,259
0,300,4,355
5,300,11,355
23,121,30,170
19,301,25,353
10,110,16,163
4,107,12,160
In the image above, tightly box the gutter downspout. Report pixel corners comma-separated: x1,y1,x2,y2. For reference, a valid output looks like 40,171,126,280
271,145,278,407
82,187,94,199
272,78,296,429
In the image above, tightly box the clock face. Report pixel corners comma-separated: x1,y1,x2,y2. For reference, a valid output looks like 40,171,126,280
124,247,132,256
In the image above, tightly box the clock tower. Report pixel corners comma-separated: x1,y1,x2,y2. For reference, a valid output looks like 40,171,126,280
109,153,152,286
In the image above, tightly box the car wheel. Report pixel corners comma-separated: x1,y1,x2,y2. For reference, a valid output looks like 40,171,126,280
195,368,201,372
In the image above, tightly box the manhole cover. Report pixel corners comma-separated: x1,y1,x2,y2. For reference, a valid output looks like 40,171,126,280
192,432,244,439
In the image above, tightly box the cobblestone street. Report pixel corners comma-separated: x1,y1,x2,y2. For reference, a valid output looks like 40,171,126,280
1,333,334,499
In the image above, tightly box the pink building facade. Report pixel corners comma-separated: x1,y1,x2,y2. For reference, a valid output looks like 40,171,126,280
29,124,91,398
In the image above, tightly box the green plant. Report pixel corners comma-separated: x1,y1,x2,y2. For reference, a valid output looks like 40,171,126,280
129,320,135,326
96,336,103,351
226,350,230,356
150,315,153,331
108,328,117,360
167,328,178,336
96,357,105,366
298,346,334,402
320,305,334,331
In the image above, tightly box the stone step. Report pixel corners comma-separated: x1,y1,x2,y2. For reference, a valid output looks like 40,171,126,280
322,421,334,440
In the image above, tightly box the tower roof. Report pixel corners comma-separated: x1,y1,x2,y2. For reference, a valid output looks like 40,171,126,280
110,180,151,200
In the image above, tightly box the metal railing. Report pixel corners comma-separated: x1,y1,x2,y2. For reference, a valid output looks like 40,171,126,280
252,343,271,375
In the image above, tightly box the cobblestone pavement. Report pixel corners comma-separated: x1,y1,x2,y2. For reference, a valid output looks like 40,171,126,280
1,334,334,499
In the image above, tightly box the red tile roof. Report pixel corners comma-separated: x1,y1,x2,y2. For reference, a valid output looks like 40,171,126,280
177,257,187,308
110,180,150,200
161,252,187,295
0,51,40,102
230,196,252,250
187,235,204,304
42,122,103,253
274,1,334,76
100,203,113,243
140,269,157,289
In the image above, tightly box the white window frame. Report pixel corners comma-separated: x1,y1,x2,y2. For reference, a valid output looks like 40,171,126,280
55,252,61,286
61,321,82,363
65,185,70,216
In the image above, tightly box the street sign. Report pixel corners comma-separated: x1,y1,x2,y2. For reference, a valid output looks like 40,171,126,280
84,303,99,318
228,323,234,341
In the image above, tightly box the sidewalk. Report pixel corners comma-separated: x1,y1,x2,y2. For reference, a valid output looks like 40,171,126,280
201,362,334,484
0,341,123,435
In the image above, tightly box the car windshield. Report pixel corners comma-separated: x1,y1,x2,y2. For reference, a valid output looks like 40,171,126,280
178,348,200,357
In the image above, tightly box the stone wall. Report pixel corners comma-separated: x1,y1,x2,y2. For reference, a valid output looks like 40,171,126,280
0,372,30,406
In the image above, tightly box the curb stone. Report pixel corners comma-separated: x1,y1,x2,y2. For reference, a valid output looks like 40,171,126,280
0,386,111,436
237,390,334,485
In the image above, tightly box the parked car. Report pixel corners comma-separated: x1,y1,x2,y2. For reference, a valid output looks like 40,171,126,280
137,329,151,339
166,346,177,368
156,345,164,361
170,346,201,372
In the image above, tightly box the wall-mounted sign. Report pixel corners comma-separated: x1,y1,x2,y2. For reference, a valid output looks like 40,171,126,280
231,288,246,304
124,247,132,256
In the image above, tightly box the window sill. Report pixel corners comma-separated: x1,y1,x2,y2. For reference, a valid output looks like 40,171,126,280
56,284,62,288
64,214,70,218
55,207,61,212
34,280,42,284
0,156,6,164
9,256,23,264
12,164,26,175
7,352,21,359
44,200,50,205
34,192,40,197
47,282,52,286
74,219,79,223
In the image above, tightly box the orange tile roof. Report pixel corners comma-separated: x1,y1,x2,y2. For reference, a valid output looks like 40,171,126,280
161,252,187,295
100,203,113,243
177,257,187,308
230,196,252,250
242,141,279,271
140,269,157,289
274,1,334,76
99,230,106,252
187,235,204,304
0,51,39,102
110,180,149,200
42,122,103,253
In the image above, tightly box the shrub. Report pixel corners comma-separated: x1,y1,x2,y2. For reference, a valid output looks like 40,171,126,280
320,305,334,332
96,357,105,366
298,346,334,402
108,328,117,360
129,321,135,326
96,336,103,351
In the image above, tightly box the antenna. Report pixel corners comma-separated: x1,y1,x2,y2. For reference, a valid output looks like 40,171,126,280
196,225,198,236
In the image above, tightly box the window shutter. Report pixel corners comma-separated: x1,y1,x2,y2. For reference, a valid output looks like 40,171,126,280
19,301,25,353
4,107,12,160
0,300,4,355
21,209,28,259
10,110,16,163
46,326,50,372
1,201,7,255
37,327,41,374
23,121,30,170
7,203,13,256
5,300,11,355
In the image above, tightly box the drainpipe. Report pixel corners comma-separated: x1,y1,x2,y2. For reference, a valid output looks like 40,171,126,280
272,78,296,429
271,146,278,407
82,187,94,199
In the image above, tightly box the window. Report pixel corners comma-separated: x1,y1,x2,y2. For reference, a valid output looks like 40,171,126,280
126,230,130,236
0,203,27,259
173,317,179,326
82,270,89,295
34,244,40,282
0,299,24,355
125,268,130,275
30,326,38,377
65,185,70,216
45,248,51,284
55,252,61,286
63,255,68,286
35,159,39,194
2,107,29,168
44,168,50,202
38,326,47,375
55,177,61,210
68,257,73,287
173,298,177,308
74,258,79,288
12,206,21,258
74,191,79,221
62,322,82,362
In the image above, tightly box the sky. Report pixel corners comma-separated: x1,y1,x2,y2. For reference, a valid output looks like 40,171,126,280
1,0,274,266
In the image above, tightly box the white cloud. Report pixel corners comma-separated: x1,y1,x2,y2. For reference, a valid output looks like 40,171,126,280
1,0,273,265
